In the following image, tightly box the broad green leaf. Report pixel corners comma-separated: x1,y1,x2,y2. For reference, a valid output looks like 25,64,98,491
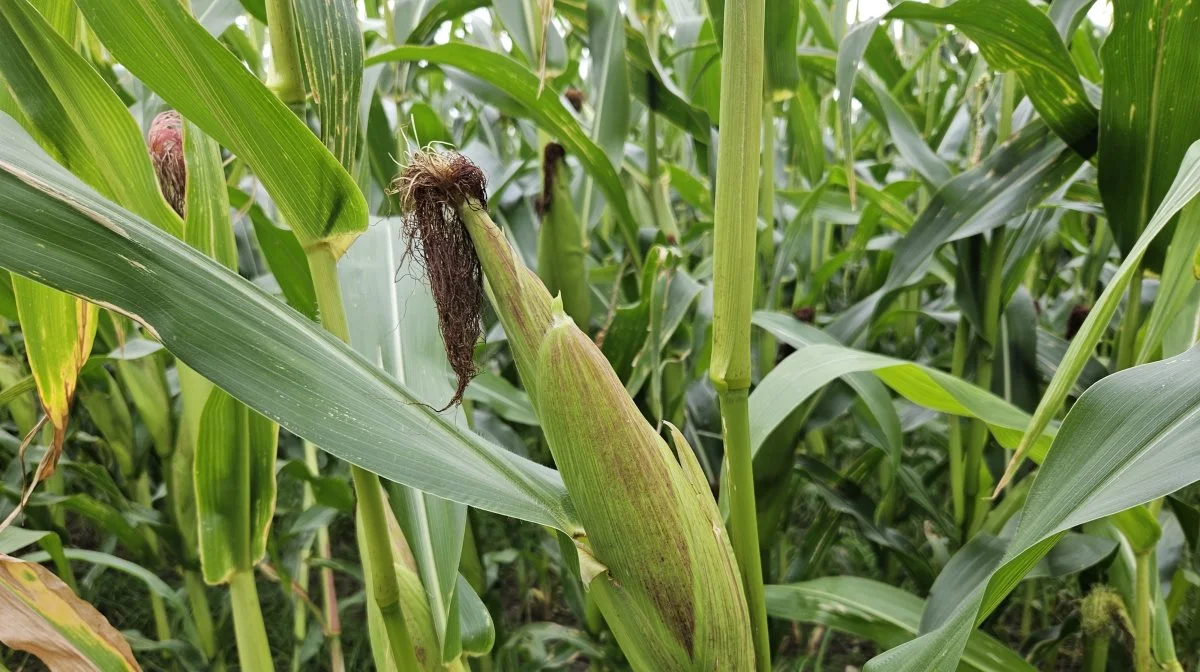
765,577,1035,672
194,388,278,584
406,0,487,45
556,0,713,142
0,116,577,533
870,80,951,188
830,122,1082,342
868,345,1200,671
227,188,318,321
1004,141,1200,484
456,574,495,655
763,0,800,95
294,0,363,170
74,0,368,255
1099,0,1200,270
751,314,901,468
835,20,882,200
0,554,140,671
888,0,1098,156
0,0,182,236
753,312,1053,462
579,0,630,226
181,122,237,270
884,122,1082,291
465,372,539,426
366,44,640,261
115,353,172,457
1138,201,1200,364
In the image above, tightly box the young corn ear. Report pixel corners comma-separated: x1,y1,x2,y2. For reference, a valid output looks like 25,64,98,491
393,150,754,670
536,143,590,329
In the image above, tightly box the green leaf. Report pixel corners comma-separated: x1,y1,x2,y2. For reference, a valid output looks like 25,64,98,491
1137,201,1200,364
74,0,368,255
764,0,801,94
753,312,1054,462
887,0,1098,156
579,0,630,226
868,344,1200,671
884,122,1082,291
1098,0,1200,270
228,188,319,321
751,315,901,469
294,0,363,170
182,123,237,270
1004,140,1200,484
766,577,1035,672
465,372,539,426
0,116,577,532
0,0,182,236
366,44,640,263
194,387,278,584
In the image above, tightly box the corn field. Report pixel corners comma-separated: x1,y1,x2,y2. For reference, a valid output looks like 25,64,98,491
2,0,1200,669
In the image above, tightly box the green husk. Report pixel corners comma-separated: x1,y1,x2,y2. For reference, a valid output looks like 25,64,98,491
395,150,754,670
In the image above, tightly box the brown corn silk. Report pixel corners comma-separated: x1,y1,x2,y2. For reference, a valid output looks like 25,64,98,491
389,151,486,407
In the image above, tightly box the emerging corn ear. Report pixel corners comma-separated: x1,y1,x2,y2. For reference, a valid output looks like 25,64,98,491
393,150,754,670
536,143,590,329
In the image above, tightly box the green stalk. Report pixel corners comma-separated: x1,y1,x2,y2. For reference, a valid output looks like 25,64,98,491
133,474,172,643
230,570,274,671
710,0,769,665
1083,632,1110,672
1117,268,1144,371
716,389,770,670
306,245,419,671
265,0,305,106
963,227,1006,539
185,571,222,669
758,98,778,378
997,73,1016,142
948,317,968,528
1135,550,1153,672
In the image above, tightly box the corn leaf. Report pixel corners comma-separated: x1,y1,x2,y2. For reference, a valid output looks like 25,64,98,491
1099,0,1200,270
0,115,578,533
753,312,1054,461
294,0,363,170
73,0,368,255
868,343,1200,671
194,387,278,584
579,0,630,226
765,577,1035,672
0,553,140,671
1004,140,1200,484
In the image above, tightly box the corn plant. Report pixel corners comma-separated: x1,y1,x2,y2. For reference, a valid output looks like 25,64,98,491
4,0,1200,670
